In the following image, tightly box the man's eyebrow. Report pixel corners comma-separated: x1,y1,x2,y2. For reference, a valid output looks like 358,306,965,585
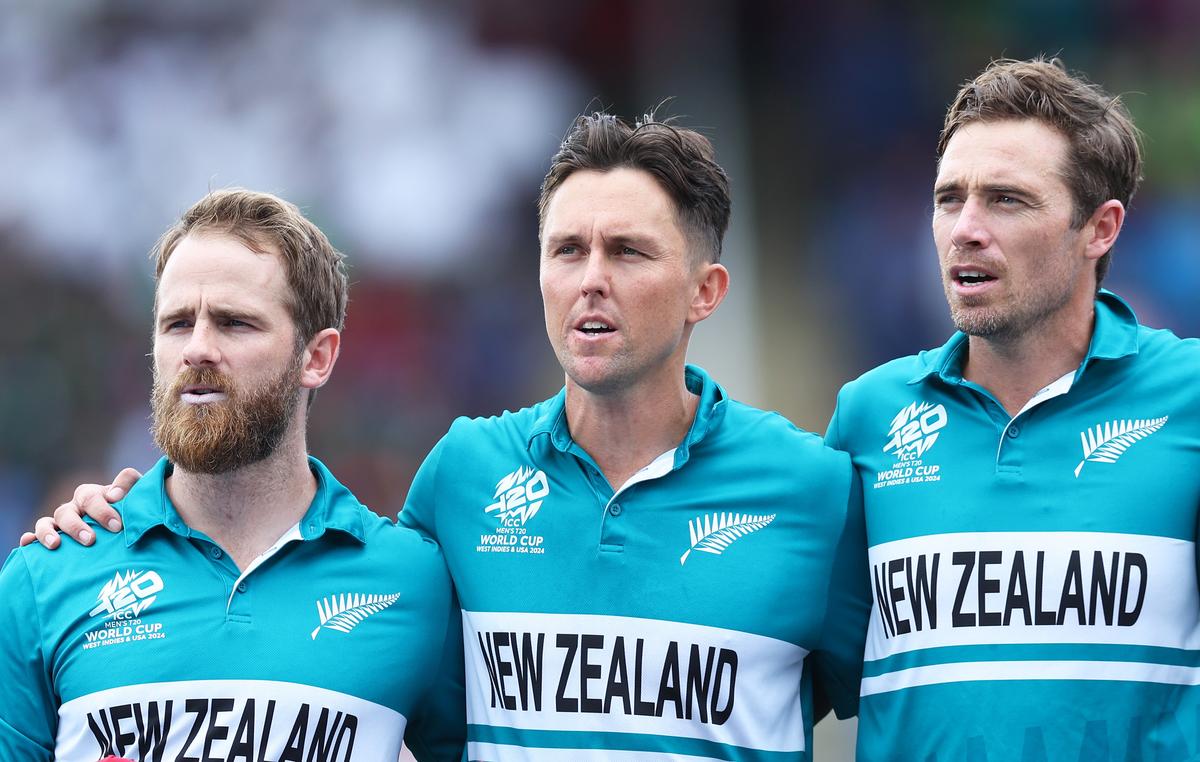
607,232,658,248
156,306,193,326
209,306,264,322
156,305,266,326
542,229,665,254
933,181,1034,197
542,231,582,248
980,184,1033,197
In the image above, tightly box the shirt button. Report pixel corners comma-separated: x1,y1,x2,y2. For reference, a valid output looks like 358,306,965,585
209,545,223,559
236,581,247,594
609,503,623,516
1007,425,1021,438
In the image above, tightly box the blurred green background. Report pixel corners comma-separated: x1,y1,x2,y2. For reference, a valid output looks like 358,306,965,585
2,2,1197,757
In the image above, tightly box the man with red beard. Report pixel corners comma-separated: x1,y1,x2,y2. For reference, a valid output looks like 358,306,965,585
0,189,463,760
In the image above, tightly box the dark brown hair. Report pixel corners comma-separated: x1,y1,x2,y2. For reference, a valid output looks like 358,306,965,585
538,111,731,263
152,189,348,348
938,57,1143,285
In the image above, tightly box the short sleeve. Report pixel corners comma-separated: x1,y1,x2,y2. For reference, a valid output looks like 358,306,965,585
824,386,849,450
0,548,56,760
404,588,466,761
810,465,870,720
398,432,451,542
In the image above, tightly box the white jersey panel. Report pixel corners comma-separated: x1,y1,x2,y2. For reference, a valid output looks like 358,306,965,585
57,679,406,761
468,740,734,761
866,530,1200,660
463,610,809,753
862,659,1200,697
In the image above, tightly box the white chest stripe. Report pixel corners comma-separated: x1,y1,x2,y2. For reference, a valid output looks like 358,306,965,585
865,531,1200,660
462,610,809,753
862,659,1200,697
57,679,405,761
468,741,734,761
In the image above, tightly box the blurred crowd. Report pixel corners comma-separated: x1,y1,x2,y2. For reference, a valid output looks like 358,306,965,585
2,0,1198,552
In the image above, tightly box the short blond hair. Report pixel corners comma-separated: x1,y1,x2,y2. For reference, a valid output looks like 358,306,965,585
152,189,348,345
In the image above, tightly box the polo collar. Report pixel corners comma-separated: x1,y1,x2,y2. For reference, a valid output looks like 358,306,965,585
908,289,1141,386
527,364,727,468
121,456,367,548
1081,289,1140,367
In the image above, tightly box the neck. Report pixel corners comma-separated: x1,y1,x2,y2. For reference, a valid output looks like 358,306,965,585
565,362,699,491
963,297,1096,417
165,423,316,570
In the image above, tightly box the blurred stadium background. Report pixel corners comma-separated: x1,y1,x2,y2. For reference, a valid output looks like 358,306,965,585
2,1,1197,758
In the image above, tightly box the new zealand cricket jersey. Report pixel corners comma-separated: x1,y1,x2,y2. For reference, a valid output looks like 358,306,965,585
399,365,870,761
0,457,465,762
827,291,1200,760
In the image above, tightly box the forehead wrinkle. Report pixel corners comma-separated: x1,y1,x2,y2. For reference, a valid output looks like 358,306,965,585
940,122,1070,184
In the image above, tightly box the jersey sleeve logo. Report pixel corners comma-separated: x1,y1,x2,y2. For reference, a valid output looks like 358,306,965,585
1074,417,1168,478
311,592,401,639
679,512,776,565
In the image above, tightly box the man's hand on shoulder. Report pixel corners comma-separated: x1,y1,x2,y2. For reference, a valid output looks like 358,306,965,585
18,468,142,550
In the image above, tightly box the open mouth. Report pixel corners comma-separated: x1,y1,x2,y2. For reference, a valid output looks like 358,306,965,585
953,269,997,287
180,386,227,403
577,320,616,336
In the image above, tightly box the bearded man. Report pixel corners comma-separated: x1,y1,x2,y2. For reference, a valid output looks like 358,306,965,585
0,190,464,760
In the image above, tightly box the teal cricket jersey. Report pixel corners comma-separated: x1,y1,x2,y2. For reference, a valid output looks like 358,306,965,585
398,365,870,761
826,291,1200,761
0,456,465,762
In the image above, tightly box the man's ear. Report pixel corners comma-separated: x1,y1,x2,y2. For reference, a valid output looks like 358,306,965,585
300,328,340,390
1083,199,1125,262
687,263,730,325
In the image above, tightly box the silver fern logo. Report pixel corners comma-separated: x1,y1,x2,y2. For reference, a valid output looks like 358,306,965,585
679,512,776,565
310,592,401,639
1074,416,1168,478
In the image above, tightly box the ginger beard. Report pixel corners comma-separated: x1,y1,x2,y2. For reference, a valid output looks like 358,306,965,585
151,354,304,474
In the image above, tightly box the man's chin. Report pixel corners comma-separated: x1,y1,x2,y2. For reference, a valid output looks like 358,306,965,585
564,363,630,396
161,440,277,475
154,412,287,476
950,306,1016,339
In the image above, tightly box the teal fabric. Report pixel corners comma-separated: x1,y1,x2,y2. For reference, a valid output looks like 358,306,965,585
0,456,464,761
400,365,870,761
828,291,1200,761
